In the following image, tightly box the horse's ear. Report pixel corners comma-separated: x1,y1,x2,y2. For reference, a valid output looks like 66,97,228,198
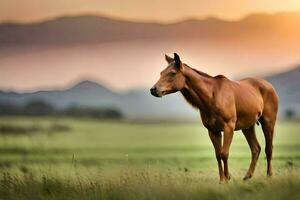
165,54,173,63
174,53,181,69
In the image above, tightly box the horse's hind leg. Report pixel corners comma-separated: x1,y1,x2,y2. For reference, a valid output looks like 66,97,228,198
260,117,275,177
242,125,261,180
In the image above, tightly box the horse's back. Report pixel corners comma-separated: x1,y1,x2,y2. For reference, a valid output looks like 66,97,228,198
238,77,278,104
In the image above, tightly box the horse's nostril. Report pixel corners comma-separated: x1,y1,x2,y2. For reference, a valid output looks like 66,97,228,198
150,87,157,95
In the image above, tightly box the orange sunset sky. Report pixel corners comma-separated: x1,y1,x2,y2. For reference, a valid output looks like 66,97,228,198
1,0,300,23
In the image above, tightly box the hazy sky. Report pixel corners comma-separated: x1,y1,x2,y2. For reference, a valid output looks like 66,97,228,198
1,0,300,22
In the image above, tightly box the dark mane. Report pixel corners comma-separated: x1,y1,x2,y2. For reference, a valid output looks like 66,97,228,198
185,64,226,79
214,74,227,79
185,64,212,78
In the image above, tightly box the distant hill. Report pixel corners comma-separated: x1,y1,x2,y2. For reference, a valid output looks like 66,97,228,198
265,66,300,117
0,12,300,47
0,66,299,119
0,80,195,119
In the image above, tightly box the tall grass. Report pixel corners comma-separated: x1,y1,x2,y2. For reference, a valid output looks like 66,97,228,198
0,117,299,199
0,167,299,200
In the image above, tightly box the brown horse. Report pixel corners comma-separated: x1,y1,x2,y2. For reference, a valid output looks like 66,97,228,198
151,53,278,182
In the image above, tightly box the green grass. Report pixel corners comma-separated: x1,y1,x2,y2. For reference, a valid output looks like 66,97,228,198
0,117,299,199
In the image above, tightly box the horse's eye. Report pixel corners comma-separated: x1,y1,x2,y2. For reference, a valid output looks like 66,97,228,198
171,72,177,76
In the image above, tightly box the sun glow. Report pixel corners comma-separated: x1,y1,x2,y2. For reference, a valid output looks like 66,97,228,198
1,0,300,23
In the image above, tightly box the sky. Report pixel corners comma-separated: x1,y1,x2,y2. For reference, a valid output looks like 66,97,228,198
1,0,300,23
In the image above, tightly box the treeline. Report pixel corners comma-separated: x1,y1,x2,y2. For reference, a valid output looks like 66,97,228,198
0,100,123,119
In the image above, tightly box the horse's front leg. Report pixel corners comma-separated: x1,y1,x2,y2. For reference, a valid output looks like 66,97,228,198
208,130,224,183
221,123,234,181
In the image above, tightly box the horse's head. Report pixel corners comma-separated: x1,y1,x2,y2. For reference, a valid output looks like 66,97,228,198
150,53,186,97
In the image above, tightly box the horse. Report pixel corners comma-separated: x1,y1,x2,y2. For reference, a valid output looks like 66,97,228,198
150,53,278,182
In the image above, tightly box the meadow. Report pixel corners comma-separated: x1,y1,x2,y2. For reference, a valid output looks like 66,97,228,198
0,116,299,200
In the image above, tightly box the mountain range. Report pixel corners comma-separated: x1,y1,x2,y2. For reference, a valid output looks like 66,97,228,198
1,12,300,47
1,12,300,91
0,65,299,119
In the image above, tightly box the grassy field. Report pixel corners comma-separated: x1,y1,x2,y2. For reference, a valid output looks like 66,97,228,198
0,117,299,199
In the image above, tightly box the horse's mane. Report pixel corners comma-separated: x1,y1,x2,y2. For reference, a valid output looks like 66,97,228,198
192,68,212,78
185,64,226,79
184,64,213,78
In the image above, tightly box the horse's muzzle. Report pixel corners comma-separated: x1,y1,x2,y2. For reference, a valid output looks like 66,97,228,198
150,87,160,97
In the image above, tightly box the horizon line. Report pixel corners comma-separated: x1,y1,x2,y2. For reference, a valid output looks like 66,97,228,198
0,64,298,94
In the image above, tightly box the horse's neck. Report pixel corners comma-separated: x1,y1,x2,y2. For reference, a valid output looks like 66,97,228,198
180,66,214,111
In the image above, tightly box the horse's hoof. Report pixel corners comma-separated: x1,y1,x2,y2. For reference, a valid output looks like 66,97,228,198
243,176,251,180
219,177,226,184
226,174,231,181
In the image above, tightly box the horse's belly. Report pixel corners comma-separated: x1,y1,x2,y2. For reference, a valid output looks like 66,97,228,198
234,91,264,130
235,110,262,130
